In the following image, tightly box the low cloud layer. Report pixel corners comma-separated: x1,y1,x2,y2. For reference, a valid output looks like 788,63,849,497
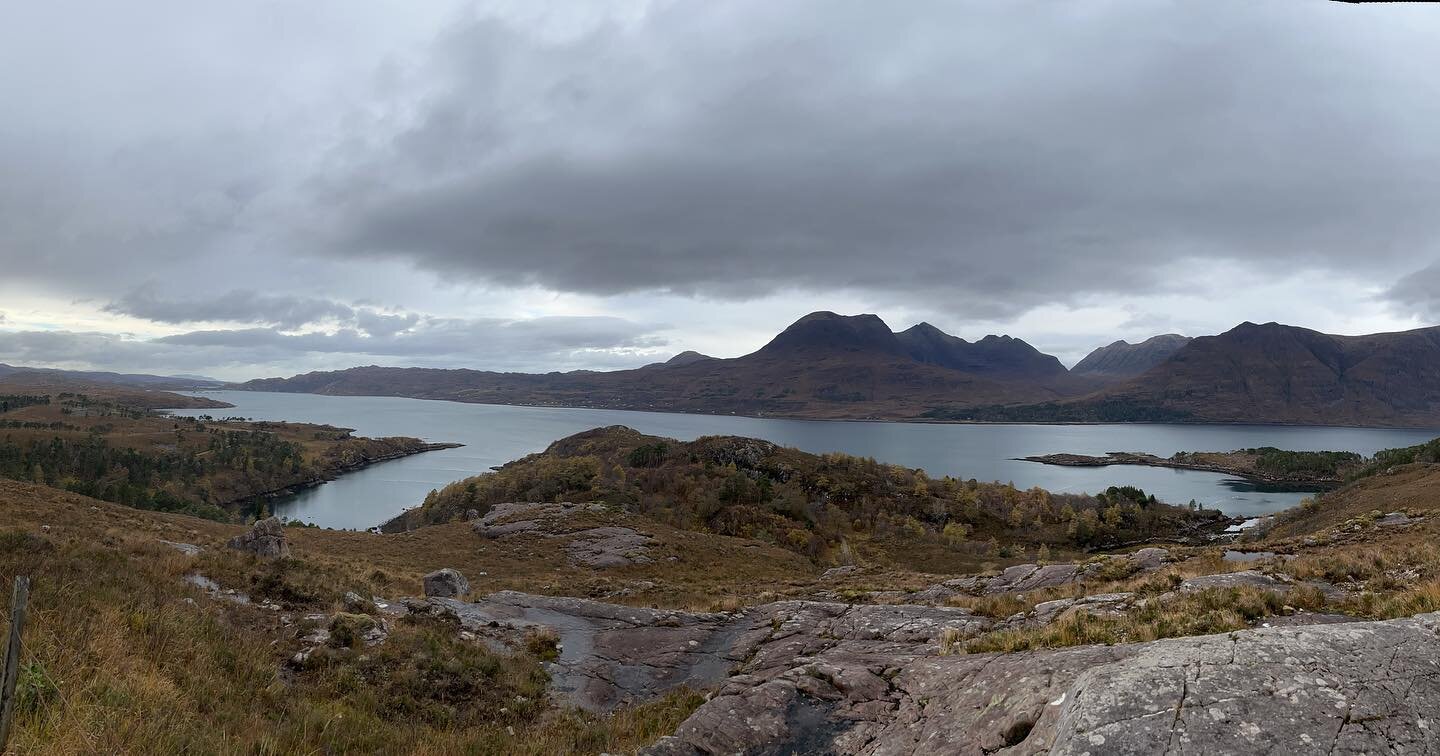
0,312,667,380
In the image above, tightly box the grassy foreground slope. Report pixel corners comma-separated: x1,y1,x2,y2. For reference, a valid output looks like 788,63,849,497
0,477,818,753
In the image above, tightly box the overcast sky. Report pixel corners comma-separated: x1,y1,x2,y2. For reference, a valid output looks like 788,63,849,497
3,0,1438,381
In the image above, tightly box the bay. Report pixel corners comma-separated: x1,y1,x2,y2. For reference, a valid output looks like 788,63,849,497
175,391,1440,530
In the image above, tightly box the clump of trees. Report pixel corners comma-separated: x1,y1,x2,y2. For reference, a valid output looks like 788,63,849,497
417,426,1227,562
1241,447,1362,478
1350,437,1440,480
0,395,51,414
0,424,310,522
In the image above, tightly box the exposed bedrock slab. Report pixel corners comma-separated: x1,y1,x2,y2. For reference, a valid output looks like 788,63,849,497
413,592,990,713
410,587,1440,754
648,612,1440,755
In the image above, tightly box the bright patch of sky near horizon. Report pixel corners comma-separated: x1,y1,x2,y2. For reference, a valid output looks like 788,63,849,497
2,1,1438,381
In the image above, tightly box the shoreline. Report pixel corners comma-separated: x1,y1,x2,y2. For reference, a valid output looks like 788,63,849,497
222,441,464,510
1018,452,1342,488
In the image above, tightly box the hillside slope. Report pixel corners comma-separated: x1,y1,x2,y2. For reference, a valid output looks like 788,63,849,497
1102,322,1440,425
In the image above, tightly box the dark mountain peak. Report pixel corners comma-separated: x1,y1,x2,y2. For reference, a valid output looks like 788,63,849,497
976,334,1035,351
901,321,964,341
665,350,714,366
1073,333,1193,379
757,311,906,357
896,323,1066,379
641,350,717,369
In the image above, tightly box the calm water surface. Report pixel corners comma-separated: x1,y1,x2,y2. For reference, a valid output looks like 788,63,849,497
175,391,1440,530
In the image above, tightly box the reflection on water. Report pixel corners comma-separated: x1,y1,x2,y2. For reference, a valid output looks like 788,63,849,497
175,391,1440,530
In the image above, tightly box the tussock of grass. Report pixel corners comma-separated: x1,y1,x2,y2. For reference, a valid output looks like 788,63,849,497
961,586,1315,654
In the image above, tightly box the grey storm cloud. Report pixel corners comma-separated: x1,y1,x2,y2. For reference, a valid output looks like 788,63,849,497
322,0,1440,317
1384,264,1440,321
105,288,360,330
155,315,664,357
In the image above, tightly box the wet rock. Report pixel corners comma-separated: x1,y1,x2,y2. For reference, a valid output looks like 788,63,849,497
423,568,470,598
225,517,289,558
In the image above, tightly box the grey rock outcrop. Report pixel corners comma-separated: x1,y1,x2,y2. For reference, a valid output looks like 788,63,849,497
566,526,653,568
411,591,991,712
471,502,654,568
1170,569,1346,601
422,568,470,598
225,517,289,558
403,585,1440,754
648,612,1440,755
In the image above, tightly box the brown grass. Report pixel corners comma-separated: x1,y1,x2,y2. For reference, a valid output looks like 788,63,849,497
0,479,713,753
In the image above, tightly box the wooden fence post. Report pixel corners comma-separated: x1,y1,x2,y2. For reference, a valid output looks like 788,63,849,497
0,576,30,752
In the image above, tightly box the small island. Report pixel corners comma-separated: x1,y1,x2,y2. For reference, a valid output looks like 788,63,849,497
1020,447,1363,486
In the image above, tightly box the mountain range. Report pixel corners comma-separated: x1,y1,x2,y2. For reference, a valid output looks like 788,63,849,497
0,363,223,391
236,312,1440,426
8,313,1440,426
238,312,1093,419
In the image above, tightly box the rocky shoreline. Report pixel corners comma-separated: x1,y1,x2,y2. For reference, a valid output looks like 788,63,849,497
1020,451,1341,487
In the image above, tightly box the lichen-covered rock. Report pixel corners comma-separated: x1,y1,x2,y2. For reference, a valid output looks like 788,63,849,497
225,517,289,558
423,568,470,598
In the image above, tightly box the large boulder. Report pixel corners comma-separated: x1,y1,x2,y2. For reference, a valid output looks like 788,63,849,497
423,568,470,598
225,517,289,558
